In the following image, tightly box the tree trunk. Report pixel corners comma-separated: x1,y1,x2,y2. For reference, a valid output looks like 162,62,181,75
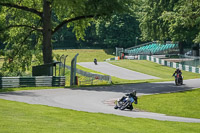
42,0,52,64
196,44,199,56
192,44,200,56
178,41,184,55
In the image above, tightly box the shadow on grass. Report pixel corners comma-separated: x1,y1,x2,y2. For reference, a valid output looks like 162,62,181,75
0,87,63,93
0,88,16,93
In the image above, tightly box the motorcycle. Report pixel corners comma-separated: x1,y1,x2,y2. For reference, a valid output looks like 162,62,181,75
94,58,97,65
173,73,183,85
114,90,138,110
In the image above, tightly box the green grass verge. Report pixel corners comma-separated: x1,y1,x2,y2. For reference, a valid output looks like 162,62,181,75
109,60,200,84
0,99,200,133
135,88,200,119
0,87,63,92
77,64,107,75
111,76,172,84
53,49,114,64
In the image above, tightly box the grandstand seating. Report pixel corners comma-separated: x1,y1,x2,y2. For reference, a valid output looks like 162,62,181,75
125,43,178,55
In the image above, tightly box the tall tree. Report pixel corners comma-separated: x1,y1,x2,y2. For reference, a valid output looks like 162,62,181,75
0,0,133,66
138,0,200,55
138,0,177,41
95,14,141,48
52,14,141,49
161,0,200,55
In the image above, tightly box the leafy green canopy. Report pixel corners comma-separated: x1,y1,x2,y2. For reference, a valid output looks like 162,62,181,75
95,14,141,48
52,14,141,49
0,0,134,76
161,0,200,43
138,0,200,43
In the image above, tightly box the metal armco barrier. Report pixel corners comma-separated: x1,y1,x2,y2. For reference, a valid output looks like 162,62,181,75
0,76,65,89
65,65,111,83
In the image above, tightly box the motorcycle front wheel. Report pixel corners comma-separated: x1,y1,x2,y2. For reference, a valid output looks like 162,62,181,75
120,101,130,110
175,79,178,85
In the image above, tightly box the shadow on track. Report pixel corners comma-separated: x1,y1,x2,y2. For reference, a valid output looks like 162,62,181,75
68,82,193,95
0,91,40,97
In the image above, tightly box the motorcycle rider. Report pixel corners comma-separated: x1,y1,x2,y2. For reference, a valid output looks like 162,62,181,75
172,67,183,83
114,90,137,110
126,90,138,104
94,58,97,65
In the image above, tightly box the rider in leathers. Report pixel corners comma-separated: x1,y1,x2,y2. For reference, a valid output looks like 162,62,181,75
173,67,183,83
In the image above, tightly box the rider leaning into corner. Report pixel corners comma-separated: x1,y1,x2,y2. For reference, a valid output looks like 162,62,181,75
172,67,183,81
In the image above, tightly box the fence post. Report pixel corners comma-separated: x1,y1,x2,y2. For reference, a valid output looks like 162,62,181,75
70,53,79,86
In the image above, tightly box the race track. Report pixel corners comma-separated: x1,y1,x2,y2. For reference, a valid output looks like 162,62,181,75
77,62,160,80
0,78,200,123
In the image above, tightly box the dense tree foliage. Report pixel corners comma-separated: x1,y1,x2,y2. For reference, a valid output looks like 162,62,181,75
161,0,200,44
0,0,134,75
138,0,200,54
53,14,141,49
138,0,174,41
95,14,141,48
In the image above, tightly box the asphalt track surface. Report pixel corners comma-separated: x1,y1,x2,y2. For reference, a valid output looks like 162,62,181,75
77,62,160,80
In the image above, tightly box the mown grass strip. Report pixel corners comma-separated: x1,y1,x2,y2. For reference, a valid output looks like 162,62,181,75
0,87,63,93
53,49,115,63
135,88,200,119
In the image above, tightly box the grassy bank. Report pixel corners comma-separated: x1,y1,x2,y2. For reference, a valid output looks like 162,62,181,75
0,99,200,133
135,88,200,119
53,49,115,64
0,87,63,93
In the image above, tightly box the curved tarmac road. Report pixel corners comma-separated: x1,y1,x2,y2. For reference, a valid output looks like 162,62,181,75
77,62,160,80
0,78,200,123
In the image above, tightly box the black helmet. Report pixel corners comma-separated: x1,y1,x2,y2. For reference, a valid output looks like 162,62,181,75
131,90,136,96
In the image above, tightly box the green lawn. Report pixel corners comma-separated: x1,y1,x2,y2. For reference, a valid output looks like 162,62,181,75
53,49,115,64
77,64,107,75
109,60,200,84
0,99,200,133
135,88,200,119
0,87,63,92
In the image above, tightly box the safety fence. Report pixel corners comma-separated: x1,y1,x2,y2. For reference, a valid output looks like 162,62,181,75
0,76,65,89
178,55,200,67
65,65,111,83
144,55,200,74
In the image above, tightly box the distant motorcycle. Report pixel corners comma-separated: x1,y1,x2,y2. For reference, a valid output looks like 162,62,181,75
173,73,183,85
114,90,138,110
94,58,97,65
